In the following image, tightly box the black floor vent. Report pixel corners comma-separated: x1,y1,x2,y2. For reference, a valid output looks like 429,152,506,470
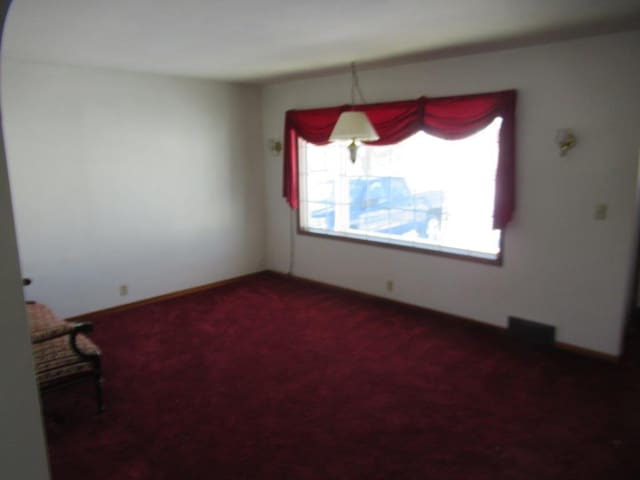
508,316,556,349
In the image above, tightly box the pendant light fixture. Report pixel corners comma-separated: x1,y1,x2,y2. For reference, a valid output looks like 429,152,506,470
329,62,379,163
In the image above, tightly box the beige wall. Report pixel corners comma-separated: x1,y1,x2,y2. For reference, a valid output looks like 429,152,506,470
0,0,50,477
262,31,640,356
1,60,265,318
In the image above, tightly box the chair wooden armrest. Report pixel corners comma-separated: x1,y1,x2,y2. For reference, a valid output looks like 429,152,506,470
27,302,104,412
31,321,93,344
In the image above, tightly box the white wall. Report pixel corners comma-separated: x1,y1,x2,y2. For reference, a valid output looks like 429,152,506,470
1,60,265,318
262,31,640,356
0,109,50,480
0,2,50,478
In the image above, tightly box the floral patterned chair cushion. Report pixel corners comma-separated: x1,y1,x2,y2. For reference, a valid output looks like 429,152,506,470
26,302,104,412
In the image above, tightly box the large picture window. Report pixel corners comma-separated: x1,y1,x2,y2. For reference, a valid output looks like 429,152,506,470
299,119,502,261
284,90,516,264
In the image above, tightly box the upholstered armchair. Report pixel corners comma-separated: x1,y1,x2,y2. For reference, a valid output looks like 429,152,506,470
26,297,104,413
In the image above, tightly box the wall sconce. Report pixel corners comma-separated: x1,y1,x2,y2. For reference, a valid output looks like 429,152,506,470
556,129,577,156
268,139,283,156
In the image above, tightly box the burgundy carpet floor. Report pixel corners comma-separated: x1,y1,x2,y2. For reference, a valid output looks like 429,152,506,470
43,273,640,479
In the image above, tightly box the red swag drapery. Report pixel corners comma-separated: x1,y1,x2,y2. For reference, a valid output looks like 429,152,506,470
283,89,516,229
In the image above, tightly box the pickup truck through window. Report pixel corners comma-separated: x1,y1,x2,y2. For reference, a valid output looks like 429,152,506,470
298,121,503,263
309,176,443,240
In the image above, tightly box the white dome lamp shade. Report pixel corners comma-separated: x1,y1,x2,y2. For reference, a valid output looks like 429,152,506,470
329,62,379,163
329,111,379,163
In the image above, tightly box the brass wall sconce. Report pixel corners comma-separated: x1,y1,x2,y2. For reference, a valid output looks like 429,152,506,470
556,129,577,156
269,139,283,156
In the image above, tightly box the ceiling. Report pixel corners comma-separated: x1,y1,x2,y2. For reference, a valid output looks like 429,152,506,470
3,0,640,83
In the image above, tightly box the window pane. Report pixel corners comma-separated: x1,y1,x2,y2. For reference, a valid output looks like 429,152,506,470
298,118,503,261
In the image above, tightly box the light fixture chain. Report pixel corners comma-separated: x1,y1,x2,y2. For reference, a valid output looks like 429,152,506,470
350,62,367,105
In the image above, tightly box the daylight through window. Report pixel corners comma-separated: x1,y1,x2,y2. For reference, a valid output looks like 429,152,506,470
298,118,503,261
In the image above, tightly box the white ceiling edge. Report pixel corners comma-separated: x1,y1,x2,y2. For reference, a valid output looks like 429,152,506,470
3,1,640,85
259,21,640,85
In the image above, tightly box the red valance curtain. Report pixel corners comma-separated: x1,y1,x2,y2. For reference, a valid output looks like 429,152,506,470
283,89,516,229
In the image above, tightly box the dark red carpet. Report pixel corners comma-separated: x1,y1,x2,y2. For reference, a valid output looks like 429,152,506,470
43,273,640,479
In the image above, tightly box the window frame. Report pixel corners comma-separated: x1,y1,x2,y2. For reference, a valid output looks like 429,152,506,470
295,136,505,266
284,90,516,267
297,220,504,266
